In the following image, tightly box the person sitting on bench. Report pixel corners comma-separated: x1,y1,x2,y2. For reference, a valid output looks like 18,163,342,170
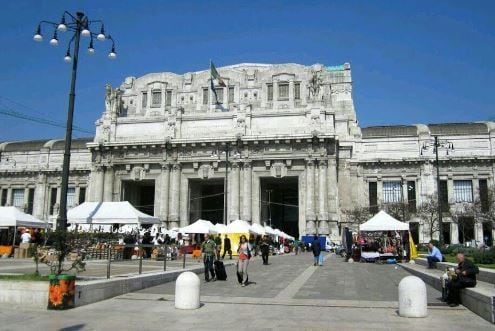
426,241,442,269
446,253,478,307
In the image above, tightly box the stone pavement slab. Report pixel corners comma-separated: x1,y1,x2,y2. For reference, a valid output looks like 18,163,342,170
1,252,492,330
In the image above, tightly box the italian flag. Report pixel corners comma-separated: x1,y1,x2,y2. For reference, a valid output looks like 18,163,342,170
210,61,226,87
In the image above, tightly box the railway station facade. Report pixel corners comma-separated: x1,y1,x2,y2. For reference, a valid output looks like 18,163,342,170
0,63,493,244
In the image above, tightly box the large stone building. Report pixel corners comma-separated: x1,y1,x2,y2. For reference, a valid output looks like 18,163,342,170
0,63,493,245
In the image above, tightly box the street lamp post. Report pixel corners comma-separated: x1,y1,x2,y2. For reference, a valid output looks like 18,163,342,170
422,136,454,246
34,11,117,231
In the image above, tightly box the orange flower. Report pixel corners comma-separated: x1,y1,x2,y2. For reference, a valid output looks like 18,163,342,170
59,280,75,294
49,285,63,306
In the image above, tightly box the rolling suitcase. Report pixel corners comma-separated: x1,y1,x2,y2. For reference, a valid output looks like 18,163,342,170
214,260,227,280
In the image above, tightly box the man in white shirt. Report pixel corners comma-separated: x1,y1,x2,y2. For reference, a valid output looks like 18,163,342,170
21,230,31,243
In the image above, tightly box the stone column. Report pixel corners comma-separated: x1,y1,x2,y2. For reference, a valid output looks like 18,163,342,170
169,163,181,228
242,161,252,222
289,79,294,102
318,160,329,234
103,166,114,202
91,165,105,202
6,188,12,206
158,163,170,223
179,175,189,228
23,187,30,212
305,159,316,234
475,221,484,244
230,161,240,221
450,222,459,244
33,173,46,219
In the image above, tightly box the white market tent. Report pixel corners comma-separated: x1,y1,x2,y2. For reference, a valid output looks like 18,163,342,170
264,225,277,235
250,223,266,235
0,206,48,228
214,223,227,233
225,219,256,234
180,219,218,234
67,201,160,225
359,210,409,232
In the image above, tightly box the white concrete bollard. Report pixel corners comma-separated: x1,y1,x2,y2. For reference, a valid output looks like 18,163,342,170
398,276,428,318
348,258,354,263
175,271,200,310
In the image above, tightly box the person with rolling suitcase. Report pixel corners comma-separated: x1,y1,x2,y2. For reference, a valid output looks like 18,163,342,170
214,259,227,280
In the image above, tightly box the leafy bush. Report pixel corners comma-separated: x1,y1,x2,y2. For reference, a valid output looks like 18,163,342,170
473,249,495,264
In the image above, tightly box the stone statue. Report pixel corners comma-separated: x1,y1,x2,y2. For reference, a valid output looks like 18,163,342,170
105,84,123,119
308,70,322,101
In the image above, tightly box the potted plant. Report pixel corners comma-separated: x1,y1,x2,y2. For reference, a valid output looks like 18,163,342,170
41,230,85,310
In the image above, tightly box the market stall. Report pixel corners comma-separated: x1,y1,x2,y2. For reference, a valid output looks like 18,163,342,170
358,210,410,263
224,219,257,256
67,201,161,260
0,206,48,256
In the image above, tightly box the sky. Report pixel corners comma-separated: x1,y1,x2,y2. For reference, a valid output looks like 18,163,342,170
0,0,494,141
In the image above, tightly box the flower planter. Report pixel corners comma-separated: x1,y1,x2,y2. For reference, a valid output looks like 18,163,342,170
47,274,76,310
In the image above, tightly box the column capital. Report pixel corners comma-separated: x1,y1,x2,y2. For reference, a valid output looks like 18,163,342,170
160,162,171,170
172,163,182,171
231,161,240,169
243,161,252,168
305,158,315,166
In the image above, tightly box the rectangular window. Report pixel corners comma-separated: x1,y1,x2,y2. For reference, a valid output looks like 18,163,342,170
49,187,58,215
215,88,224,104
479,179,489,212
1,189,6,206
267,84,273,101
278,83,289,100
12,189,24,209
382,181,402,204
151,90,161,107
369,182,378,214
66,187,76,208
27,188,34,214
142,92,148,108
439,180,449,212
228,86,235,103
454,180,473,203
294,83,301,100
407,181,416,212
166,90,172,106
79,187,86,205
203,88,209,105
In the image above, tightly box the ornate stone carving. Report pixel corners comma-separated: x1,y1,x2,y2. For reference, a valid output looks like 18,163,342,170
270,162,287,178
198,164,214,179
131,166,146,181
105,84,123,120
308,69,322,101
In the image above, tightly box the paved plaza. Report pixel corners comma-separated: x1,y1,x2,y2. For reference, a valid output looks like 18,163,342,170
1,253,493,330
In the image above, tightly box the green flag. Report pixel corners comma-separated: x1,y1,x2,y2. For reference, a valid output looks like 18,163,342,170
210,61,226,87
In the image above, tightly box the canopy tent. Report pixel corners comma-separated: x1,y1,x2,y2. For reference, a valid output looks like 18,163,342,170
214,223,227,233
250,223,266,235
180,219,218,234
359,210,409,232
264,225,277,235
67,201,160,225
225,220,255,234
0,206,48,228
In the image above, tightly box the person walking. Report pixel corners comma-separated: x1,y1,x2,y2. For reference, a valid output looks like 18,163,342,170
222,234,232,260
311,235,321,266
426,241,443,269
201,234,216,282
214,234,222,260
260,235,270,265
237,235,252,286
